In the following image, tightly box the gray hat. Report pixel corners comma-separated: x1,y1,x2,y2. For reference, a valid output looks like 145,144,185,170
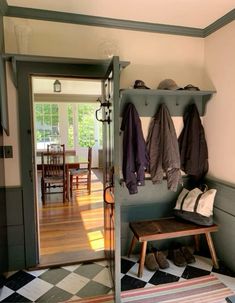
134,80,150,89
157,79,181,90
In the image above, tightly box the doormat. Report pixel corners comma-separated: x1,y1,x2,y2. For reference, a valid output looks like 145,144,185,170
70,275,234,303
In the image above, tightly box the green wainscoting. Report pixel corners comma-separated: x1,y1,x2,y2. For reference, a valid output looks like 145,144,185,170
5,187,25,270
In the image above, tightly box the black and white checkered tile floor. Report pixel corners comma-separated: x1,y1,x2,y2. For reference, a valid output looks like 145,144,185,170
0,261,113,302
1,255,235,302
121,253,235,293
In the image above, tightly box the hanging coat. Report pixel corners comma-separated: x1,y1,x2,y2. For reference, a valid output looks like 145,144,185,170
178,104,208,182
121,103,149,194
146,103,182,191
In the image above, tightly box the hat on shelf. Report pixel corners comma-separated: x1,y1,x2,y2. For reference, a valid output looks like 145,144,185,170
184,84,200,91
157,79,182,90
133,80,150,89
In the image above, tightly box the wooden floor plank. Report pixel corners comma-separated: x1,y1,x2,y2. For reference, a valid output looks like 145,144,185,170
37,169,105,267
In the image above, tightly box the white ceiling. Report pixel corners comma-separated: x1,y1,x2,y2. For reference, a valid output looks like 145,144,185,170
6,0,235,28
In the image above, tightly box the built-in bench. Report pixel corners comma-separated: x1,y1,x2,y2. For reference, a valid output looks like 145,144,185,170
128,217,219,277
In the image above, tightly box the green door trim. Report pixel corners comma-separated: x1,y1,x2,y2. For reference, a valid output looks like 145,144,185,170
15,57,122,268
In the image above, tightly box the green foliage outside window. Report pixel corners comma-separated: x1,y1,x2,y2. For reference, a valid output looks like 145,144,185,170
77,104,96,147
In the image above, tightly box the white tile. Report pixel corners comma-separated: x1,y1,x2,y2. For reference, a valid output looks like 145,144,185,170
17,278,53,301
93,267,113,288
95,260,108,267
120,273,125,279
62,264,81,272
212,273,235,292
122,255,139,263
0,286,14,301
68,295,81,301
160,259,185,277
190,256,213,272
56,272,90,294
144,283,155,288
24,268,48,277
125,263,155,282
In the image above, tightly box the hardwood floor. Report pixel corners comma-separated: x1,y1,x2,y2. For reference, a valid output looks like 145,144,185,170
37,169,105,267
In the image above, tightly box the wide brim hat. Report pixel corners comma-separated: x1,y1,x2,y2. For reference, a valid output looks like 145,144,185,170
157,79,181,90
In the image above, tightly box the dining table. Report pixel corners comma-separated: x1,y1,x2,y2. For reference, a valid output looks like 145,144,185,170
36,154,89,201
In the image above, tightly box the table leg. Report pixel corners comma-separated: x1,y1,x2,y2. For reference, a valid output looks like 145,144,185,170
127,236,137,258
205,232,219,269
194,234,200,252
138,241,147,278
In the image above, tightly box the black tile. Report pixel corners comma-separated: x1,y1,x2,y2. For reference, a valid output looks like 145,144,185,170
121,275,146,291
148,270,180,285
36,286,72,303
182,265,211,279
5,271,35,291
1,292,31,302
121,258,136,274
0,274,6,288
212,261,235,278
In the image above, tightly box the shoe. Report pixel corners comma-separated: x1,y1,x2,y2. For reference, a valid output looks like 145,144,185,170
168,248,187,267
145,252,159,271
181,246,195,264
154,250,169,269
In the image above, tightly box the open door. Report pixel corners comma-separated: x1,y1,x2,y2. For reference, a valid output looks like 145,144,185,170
102,56,121,302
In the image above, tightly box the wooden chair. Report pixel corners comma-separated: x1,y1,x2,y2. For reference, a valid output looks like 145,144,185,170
41,144,67,205
69,147,92,198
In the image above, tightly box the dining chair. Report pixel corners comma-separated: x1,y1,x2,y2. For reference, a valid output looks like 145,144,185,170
41,144,67,205
69,147,92,198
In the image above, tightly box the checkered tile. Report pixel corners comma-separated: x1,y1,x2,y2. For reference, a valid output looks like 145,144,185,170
0,260,112,302
121,254,235,292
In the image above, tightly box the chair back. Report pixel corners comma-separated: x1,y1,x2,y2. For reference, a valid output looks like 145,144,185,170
42,144,65,179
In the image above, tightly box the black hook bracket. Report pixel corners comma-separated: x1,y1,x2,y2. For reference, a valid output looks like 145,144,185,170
95,98,112,124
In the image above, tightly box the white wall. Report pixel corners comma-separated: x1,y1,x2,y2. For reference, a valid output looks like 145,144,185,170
3,17,206,186
204,21,235,184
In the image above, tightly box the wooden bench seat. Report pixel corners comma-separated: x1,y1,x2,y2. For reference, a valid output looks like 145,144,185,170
128,217,219,277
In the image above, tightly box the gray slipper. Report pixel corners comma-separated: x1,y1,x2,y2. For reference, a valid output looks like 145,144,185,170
145,252,159,271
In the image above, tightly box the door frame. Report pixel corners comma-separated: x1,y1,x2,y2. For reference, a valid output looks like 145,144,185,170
12,56,121,268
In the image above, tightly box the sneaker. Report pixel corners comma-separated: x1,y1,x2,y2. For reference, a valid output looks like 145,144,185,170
145,252,159,271
168,248,187,267
154,250,169,269
181,246,196,264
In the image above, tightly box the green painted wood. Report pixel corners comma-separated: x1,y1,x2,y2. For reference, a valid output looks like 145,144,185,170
0,0,8,16
6,187,23,226
0,186,8,273
204,9,235,37
6,6,203,38
120,89,216,117
8,245,25,271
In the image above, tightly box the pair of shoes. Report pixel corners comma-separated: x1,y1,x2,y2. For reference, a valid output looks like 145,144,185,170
168,245,195,267
153,249,169,269
145,252,159,271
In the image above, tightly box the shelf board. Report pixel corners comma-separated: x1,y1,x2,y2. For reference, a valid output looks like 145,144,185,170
120,89,216,116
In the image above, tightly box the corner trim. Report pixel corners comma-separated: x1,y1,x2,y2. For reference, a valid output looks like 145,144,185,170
203,9,235,36
6,6,203,37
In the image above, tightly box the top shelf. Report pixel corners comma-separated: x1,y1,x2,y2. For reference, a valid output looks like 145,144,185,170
119,89,216,117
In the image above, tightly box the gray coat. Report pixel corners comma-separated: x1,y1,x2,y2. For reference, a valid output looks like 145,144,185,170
146,104,182,191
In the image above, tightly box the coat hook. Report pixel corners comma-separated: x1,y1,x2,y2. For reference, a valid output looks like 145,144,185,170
145,98,148,106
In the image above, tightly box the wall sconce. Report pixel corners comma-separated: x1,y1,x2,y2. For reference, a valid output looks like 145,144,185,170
53,80,61,93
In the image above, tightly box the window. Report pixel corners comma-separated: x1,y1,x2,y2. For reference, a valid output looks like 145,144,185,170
35,103,59,150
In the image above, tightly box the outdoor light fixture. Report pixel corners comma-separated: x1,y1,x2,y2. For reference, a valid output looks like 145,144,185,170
53,79,61,93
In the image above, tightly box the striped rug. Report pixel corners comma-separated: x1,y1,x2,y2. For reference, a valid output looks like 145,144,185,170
71,275,234,303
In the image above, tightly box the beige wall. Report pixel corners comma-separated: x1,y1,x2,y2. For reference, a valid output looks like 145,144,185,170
3,17,207,186
204,21,235,184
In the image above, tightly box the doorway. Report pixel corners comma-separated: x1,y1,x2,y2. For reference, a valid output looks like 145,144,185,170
31,76,105,266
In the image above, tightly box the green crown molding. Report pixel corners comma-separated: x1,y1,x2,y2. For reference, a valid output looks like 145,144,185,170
3,5,235,38
6,6,203,37
203,9,235,36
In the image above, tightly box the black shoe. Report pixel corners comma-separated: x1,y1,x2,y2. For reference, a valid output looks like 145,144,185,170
181,246,195,264
168,248,187,267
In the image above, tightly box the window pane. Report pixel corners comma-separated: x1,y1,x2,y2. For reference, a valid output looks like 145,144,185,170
77,104,95,147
